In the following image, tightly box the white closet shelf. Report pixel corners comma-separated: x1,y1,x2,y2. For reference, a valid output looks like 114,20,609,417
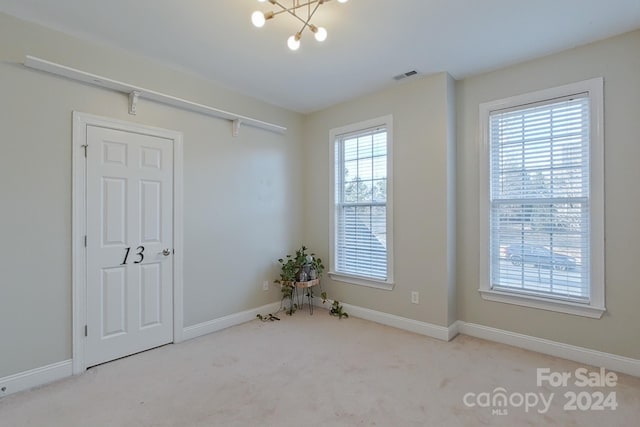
23,55,287,136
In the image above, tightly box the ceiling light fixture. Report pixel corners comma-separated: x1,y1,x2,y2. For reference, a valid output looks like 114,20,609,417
251,0,349,51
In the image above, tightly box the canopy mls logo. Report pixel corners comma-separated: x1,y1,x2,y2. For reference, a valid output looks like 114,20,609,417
462,367,619,416
463,388,553,415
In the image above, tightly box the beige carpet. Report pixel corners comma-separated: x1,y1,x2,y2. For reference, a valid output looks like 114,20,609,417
1,309,639,426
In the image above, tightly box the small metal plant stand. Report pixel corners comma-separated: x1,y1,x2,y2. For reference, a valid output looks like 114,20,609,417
288,279,320,314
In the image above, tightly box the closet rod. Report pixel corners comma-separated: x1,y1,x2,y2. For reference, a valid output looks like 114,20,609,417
23,55,287,136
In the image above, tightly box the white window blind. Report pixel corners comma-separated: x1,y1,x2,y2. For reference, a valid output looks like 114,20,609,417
335,126,388,281
489,94,591,302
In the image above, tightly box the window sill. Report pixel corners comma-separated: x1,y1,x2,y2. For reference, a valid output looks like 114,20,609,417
479,289,605,319
329,272,394,291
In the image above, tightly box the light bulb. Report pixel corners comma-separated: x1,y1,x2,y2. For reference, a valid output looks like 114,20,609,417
338,0,348,3
287,35,301,51
314,26,327,42
258,0,267,2
251,11,266,28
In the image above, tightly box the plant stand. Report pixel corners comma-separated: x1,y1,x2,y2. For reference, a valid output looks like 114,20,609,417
283,279,320,314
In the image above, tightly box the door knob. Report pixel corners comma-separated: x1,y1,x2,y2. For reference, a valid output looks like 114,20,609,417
160,248,171,256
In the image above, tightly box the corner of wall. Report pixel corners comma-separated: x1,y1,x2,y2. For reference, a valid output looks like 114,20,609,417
446,73,458,325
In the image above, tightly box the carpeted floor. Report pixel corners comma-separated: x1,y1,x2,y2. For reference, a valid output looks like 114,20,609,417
1,308,639,426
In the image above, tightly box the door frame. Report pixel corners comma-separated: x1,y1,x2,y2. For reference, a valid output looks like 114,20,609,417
71,111,184,374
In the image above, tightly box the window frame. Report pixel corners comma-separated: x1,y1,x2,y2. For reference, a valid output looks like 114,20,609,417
478,78,605,318
329,115,394,290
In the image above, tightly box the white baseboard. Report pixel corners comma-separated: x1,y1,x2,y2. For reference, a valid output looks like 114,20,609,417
456,321,640,377
3,307,637,400
313,298,457,342
447,318,461,341
182,301,282,341
0,359,72,398
0,301,281,398
309,298,639,377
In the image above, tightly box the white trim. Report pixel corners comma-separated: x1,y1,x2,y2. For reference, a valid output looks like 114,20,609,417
329,115,394,289
457,321,640,378
588,77,606,310
312,298,457,342
305,297,637,377
182,302,282,341
447,319,461,341
0,302,281,397
328,272,394,291
0,360,72,398
3,318,637,399
24,56,286,136
479,289,605,319
478,77,605,317
71,112,184,374
71,113,88,375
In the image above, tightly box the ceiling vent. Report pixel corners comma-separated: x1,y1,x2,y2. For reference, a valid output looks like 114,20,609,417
393,70,419,81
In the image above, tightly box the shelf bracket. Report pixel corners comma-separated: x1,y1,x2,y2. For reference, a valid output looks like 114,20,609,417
232,119,242,137
128,90,141,115
23,55,287,134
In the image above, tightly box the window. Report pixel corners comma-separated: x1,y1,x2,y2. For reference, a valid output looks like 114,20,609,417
330,116,394,290
479,79,604,318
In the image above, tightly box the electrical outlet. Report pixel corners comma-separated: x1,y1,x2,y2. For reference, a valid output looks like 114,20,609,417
262,280,270,291
411,291,419,304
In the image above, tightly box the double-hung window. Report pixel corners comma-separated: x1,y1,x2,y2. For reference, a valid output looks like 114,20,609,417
330,116,394,290
479,79,604,318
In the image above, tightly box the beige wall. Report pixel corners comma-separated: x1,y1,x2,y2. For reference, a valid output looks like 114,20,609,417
2,10,639,381
303,73,456,327
456,30,640,359
0,13,304,377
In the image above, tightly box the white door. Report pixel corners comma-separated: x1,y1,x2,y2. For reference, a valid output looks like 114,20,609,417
85,125,174,367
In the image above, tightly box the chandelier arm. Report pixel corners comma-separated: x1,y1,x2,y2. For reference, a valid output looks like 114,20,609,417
255,0,341,48
271,0,321,25
273,9,308,27
297,1,322,35
270,0,320,14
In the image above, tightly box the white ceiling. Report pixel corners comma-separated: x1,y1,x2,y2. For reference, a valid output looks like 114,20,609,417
2,0,640,113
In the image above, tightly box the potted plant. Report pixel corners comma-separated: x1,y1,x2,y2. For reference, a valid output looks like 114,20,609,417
278,245,324,283
258,245,347,319
274,246,324,314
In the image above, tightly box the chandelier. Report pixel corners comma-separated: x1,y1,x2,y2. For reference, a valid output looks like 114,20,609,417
251,0,349,51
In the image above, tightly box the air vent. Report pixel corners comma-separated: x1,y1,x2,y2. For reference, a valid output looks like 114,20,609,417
393,70,419,81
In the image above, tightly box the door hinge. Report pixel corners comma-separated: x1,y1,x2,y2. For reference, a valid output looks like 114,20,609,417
82,144,88,157
84,235,87,247
84,325,88,337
